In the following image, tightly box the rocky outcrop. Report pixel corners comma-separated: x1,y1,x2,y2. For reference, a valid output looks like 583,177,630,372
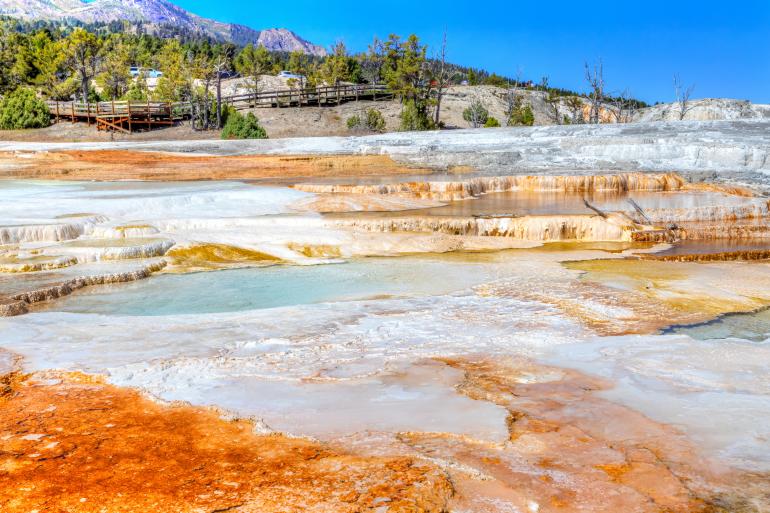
634,98,770,123
256,28,326,56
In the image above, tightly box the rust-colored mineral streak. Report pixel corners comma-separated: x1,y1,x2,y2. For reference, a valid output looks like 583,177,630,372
0,373,452,512
0,150,428,181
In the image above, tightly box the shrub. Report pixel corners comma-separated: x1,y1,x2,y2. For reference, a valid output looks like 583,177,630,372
364,108,386,132
349,109,386,132
462,98,488,128
507,98,535,126
346,114,361,130
484,117,500,128
399,100,434,131
0,87,51,130
483,74,507,88
220,111,268,139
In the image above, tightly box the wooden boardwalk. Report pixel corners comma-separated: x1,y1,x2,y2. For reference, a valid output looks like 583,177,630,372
46,100,186,134
223,84,393,110
45,84,393,133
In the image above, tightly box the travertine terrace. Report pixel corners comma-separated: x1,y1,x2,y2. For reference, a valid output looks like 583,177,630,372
1,122,770,512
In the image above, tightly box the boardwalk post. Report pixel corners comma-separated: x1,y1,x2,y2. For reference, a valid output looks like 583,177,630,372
71,102,75,124
55,101,59,122
127,102,132,133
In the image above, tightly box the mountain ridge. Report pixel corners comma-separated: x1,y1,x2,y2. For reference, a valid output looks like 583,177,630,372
0,0,327,55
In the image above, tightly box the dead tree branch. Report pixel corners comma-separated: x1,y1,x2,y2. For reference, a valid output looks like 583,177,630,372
673,74,696,120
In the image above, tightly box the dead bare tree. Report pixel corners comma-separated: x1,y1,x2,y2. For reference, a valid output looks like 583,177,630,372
564,95,584,124
584,59,605,124
611,88,636,123
504,68,524,126
541,76,562,124
430,30,456,127
673,74,696,120
463,95,489,128
361,37,384,85
213,53,231,129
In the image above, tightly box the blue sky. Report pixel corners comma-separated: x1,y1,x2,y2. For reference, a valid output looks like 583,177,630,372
176,0,770,104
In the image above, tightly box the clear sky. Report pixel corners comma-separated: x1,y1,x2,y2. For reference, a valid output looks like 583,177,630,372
175,0,770,104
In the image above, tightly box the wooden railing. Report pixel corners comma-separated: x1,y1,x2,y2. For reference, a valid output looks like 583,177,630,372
222,83,392,109
43,84,394,132
45,100,188,119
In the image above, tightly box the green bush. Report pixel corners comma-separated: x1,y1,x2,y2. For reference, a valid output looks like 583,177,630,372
349,109,386,132
0,87,51,130
484,117,500,128
364,108,386,132
508,101,535,126
346,114,361,130
399,99,434,131
221,111,267,139
462,99,489,128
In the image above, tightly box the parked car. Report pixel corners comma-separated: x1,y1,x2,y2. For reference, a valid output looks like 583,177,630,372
129,67,163,78
277,70,305,80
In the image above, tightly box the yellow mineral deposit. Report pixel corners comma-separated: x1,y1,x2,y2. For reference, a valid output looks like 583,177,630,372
165,243,283,272
565,258,770,324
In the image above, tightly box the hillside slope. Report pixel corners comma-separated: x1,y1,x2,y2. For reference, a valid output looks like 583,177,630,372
633,98,770,122
0,0,326,54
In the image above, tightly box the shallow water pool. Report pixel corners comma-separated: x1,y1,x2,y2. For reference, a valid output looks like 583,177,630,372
49,255,507,316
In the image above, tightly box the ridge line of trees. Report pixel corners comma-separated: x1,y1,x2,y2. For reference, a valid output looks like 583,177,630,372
1,16,663,133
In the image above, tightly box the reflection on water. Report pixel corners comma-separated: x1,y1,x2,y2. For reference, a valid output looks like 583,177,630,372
668,308,770,342
327,189,751,218
651,239,770,256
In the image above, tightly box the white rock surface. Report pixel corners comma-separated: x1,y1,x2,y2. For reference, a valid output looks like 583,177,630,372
3,120,768,186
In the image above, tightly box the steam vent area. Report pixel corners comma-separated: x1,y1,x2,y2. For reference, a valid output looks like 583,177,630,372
2,123,770,513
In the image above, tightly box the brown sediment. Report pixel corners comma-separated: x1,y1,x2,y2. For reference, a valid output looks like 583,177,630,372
631,220,770,243
165,243,282,272
640,249,770,262
0,371,452,513
406,357,769,513
0,261,167,317
684,181,758,197
0,150,429,181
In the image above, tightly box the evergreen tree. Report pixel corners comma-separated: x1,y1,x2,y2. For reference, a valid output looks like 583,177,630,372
0,87,50,129
235,44,272,101
62,28,102,102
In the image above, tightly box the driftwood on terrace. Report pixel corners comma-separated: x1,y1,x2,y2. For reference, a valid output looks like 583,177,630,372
627,198,653,224
583,198,608,218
